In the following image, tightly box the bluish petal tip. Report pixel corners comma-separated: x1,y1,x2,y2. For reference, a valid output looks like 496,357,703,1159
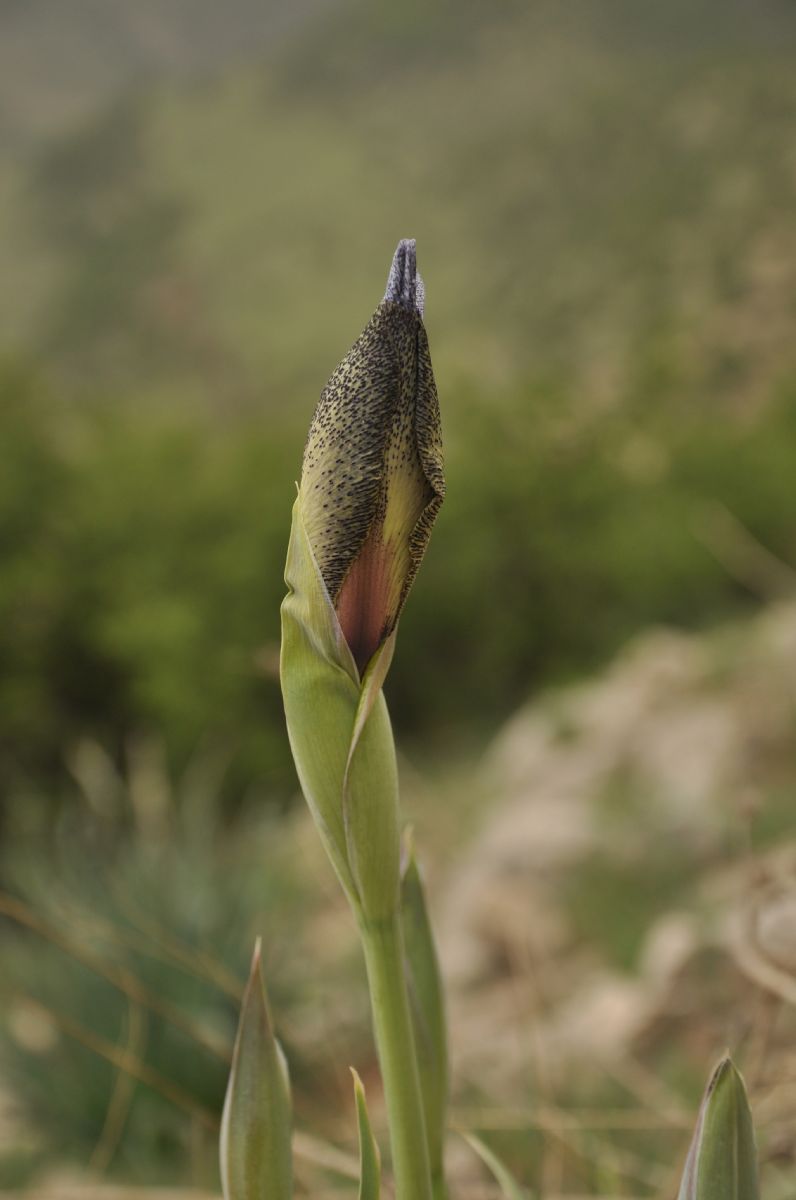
384,238,424,316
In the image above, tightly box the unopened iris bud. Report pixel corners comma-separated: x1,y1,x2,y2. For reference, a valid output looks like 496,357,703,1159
281,240,444,920
299,238,444,676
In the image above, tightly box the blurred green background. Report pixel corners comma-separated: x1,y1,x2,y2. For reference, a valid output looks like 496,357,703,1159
1,0,795,1193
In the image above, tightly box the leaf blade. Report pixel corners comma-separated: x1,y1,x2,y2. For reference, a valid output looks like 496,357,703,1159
220,940,292,1200
677,1056,759,1200
401,835,448,1194
351,1069,381,1200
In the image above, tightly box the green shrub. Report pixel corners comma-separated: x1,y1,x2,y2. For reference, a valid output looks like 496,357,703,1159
2,356,795,818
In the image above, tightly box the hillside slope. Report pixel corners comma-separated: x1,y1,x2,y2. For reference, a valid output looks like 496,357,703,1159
1,0,795,800
2,0,796,410
0,0,340,149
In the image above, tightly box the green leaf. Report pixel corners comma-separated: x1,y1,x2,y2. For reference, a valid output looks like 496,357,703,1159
220,940,292,1200
401,834,448,1195
281,499,401,920
463,1133,528,1200
351,1069,381,1200
677,1056,759,1200
281,499,362,899
342,628,401,920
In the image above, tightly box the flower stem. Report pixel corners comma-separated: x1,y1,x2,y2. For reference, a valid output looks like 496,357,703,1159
359,911,434,1200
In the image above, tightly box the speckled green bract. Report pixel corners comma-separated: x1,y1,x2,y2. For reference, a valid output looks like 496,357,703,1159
300,298,444,638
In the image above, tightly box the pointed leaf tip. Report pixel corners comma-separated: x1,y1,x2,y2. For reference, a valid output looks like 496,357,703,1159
351,1068,381,1200
677,1056,759,1200
220,941,292,1200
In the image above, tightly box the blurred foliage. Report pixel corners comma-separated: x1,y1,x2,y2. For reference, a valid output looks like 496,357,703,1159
1,0,795,812
0,772,329,1185
2,352,795,813
0,360,296,809
1,0,796,1184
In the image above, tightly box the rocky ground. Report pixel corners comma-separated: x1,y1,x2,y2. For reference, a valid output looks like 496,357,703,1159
434,601,796,1196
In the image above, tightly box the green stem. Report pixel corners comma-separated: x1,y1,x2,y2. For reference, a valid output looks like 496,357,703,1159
360,912,434,1200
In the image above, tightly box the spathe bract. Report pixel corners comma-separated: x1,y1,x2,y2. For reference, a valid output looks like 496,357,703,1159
298,238,444,677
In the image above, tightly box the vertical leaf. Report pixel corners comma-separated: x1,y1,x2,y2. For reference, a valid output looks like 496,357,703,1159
351,1068,381,1200
220,939,292,1200
677,1056,759,1200
401,836,448,1196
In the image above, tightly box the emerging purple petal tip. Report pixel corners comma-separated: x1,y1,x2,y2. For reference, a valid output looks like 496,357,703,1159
384,238,425,317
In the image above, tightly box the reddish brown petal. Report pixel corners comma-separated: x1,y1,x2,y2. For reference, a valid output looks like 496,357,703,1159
335,521,394,674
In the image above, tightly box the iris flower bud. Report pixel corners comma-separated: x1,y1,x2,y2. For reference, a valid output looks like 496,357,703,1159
280,240,444,920
299,238,444,676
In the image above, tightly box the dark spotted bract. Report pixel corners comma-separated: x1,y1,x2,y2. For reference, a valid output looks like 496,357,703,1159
299,240,444,673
